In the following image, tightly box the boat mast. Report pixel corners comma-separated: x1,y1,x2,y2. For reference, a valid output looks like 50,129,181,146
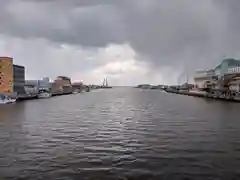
102,78,105,87
106,78,108,87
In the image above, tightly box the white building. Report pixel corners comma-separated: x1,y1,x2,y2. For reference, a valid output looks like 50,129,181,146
24,84,38,95
228,77,240,92
25,77,51,92
194,69,217,89
194,58,240,91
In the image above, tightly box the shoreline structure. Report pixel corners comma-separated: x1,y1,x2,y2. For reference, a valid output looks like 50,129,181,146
137,58,240,103
0,57,111,103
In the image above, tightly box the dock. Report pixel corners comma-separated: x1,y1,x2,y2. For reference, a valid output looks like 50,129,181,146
14,85,93,102
51,91,73,97
164,88,240,102
16,94,38,102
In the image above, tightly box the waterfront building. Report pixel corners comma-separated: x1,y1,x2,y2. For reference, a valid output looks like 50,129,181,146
51,76,72,94
25,77,51,92
136,84,152,89
13,64,25,95
0,57,25,96
194,58,240,91
194,69,217,89
0,57,14,94
40,77,50,91
55,76,71,86
72,82,84,93
24,83,38,95
228,77,240,92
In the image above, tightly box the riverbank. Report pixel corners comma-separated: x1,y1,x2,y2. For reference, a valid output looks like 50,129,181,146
15,90,88,102
165,89,240,102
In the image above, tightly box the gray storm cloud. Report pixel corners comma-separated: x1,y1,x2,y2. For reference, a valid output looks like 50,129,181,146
0,0,240,72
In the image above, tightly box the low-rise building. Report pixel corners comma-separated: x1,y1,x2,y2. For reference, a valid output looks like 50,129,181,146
72,82,84,93
51,76,72,94
25,77,51,92
24,84,38,95
39,77,50,91
194,69,217,89
228,77,240,92
194,58,240,91
136,84,152,89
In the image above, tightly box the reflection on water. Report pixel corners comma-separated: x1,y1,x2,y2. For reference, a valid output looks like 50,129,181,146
0,88,240,179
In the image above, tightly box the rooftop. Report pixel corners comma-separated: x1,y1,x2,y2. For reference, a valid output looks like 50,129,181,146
13,64,25,68
57,76,71,80
215,58,240,70
0,57,12,59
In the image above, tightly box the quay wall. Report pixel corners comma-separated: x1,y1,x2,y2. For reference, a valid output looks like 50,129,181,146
165,89,240,102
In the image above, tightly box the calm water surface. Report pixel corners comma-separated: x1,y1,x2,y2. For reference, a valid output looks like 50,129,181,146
1,88,240,179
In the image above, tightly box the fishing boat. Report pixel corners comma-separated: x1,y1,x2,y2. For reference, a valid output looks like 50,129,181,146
37,89,51,99
0,94,16,104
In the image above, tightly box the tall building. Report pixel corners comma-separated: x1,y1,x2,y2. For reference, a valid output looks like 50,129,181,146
13,65,25,94
0,57,25,96
0,57,14,94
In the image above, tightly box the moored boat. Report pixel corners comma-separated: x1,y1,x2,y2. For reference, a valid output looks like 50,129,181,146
0,94,16,104
37,89,51,99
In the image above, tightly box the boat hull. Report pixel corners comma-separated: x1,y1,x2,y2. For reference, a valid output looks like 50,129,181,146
38,93,51,99
0,99,16,104
0,94,16,104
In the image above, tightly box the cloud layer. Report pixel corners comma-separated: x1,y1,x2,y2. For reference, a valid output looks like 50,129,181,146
1,0,240,85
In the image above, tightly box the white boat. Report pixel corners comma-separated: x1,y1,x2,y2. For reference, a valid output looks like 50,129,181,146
38,90,52,99
0,94,16,104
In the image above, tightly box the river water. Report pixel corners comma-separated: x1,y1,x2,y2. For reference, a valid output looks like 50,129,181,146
0,88,240,179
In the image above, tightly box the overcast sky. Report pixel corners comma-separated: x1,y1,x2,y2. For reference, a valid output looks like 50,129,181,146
0,0,240,85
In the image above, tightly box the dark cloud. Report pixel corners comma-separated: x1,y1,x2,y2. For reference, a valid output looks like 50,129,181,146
0,0,127,47
1,0,240,72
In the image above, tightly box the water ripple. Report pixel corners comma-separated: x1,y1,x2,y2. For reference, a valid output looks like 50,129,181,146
1,88,240,179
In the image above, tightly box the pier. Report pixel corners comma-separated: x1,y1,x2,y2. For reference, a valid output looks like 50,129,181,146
16,94,38,102
15,87,90,102
164,88,240,102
